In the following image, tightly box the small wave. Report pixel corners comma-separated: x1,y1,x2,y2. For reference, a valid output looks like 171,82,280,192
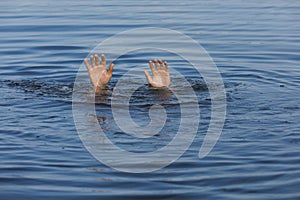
2,79,73,99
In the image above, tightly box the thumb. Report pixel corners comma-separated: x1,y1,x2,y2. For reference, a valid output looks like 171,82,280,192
107,63,114,74
144,70,153,84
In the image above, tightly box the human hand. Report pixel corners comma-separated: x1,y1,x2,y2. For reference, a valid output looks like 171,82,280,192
144,59,170,88
84,54,114,93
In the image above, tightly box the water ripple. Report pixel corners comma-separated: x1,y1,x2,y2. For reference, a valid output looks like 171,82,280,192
0,0,300,199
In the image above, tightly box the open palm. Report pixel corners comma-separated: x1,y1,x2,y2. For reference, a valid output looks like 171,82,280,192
84,54,114,92
144,59,170,88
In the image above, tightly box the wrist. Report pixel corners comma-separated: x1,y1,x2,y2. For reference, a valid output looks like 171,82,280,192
94,85,106,94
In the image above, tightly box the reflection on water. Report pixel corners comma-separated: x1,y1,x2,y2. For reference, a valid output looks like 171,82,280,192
1,0,300,199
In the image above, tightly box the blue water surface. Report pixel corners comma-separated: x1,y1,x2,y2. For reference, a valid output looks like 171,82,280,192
0,0,299,199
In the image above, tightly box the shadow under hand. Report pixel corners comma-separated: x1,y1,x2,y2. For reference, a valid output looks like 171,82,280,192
149,86,171,101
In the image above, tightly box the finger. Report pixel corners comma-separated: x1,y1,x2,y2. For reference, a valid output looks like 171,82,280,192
108,63,114,74
148,60,155,73
144,70,153,84
90,55,95,67
84,58,91,71
101,54,106,67
158,59,164,69
164,61,169,72
95,54,101,66
154,59,159,70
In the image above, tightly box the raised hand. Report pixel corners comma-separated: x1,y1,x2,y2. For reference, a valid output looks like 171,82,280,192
144,59,170,88
84,54,114,93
